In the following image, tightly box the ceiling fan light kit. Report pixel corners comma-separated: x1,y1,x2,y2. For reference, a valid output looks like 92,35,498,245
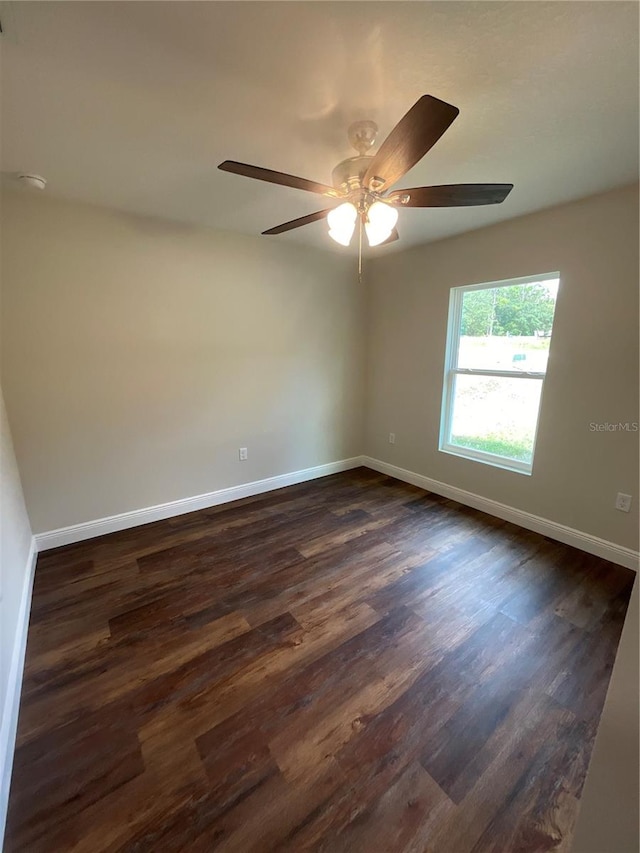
364,201,399,247
327,202,357,246
218,93,513,260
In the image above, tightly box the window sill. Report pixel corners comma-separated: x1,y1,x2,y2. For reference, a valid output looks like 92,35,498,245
438,443,533,476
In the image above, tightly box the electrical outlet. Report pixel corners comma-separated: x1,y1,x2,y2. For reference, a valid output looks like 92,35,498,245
239,447,248,462
615,492,632,513
388,432,396,445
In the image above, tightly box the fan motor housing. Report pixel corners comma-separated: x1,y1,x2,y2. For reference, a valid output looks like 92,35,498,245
331,155,373,193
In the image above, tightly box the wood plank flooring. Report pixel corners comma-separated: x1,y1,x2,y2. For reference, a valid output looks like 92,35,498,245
5,468,635,852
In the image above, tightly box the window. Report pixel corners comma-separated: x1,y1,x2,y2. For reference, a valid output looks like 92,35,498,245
439,272,560,475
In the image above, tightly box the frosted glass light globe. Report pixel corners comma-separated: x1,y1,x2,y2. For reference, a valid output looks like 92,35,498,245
327,202,357,246
365,201,398,246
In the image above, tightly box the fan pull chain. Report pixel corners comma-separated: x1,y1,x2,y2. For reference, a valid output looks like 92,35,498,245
358,216,363,283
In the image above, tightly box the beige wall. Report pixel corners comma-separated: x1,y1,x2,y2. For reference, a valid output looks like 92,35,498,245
366,184,639,551
1,181,638,851
5,186,636,548
1,191,365,533
0,383,33,838
0,387,32,720
571,578,639,852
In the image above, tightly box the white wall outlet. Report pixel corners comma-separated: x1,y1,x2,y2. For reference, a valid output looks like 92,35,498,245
615,492,632,513
388,432,396,445
239,447,248,462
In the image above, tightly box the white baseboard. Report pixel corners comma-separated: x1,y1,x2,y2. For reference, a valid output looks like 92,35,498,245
362,456,639,571
0,537,37,845
35,454,638,570
35,457,364,551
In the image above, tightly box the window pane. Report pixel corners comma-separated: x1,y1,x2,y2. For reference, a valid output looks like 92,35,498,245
449,374,543,464
457,279,559,372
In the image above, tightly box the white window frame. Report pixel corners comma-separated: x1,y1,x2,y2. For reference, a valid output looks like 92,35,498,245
439,271,560,476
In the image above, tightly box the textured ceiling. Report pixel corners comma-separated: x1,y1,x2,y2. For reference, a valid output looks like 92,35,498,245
1,1,638,254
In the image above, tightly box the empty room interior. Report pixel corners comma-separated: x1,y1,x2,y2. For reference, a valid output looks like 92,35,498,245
1,2,639,851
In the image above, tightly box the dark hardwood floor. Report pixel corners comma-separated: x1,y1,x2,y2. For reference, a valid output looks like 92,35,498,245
5,468,635,852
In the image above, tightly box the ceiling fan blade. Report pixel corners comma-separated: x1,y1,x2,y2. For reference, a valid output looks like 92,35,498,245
386,184,513,207
364,95,459,192
262,208,333,235
219,160,340,198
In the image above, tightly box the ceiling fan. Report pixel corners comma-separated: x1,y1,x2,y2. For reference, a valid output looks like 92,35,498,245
218,94,513,250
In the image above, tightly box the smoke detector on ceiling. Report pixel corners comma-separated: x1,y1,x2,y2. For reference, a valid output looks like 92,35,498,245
16,173,47,190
